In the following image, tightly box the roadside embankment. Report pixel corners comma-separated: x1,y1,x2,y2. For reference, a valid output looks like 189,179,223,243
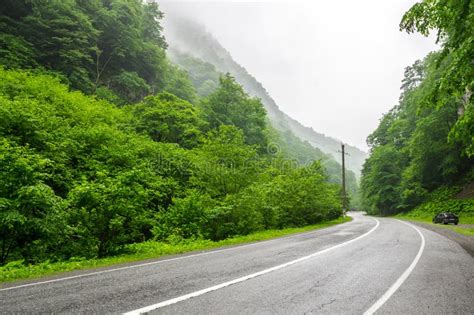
398,218,474,257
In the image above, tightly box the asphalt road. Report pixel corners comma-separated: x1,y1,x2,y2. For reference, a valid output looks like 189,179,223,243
1,212,473,314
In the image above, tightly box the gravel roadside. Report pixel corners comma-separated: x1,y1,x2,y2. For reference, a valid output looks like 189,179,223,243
405,220,474,257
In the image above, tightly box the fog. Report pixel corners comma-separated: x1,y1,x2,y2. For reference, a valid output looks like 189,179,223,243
159,0,438,151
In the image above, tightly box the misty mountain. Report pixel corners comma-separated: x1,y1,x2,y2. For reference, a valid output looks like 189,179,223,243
162,16,367,178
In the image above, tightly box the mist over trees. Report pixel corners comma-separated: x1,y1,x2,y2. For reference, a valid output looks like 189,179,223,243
163,17,367,179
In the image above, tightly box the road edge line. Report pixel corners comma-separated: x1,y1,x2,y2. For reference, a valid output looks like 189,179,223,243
0,217,353,292
123,218,380,315
363,219,426,315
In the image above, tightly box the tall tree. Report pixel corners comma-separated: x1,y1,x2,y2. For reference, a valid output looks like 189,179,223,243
400,0,474,156
201,74,268,150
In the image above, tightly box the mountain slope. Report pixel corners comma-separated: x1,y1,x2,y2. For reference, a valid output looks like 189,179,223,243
162,16,366,177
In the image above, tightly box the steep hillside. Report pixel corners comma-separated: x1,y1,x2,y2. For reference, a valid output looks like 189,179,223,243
168,50,359,194
284,116,368,176
163,16,367,177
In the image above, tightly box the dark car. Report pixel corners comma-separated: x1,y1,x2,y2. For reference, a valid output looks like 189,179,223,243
432,213,459,225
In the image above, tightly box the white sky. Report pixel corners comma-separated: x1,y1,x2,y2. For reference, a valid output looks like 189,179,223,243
159,0,438,151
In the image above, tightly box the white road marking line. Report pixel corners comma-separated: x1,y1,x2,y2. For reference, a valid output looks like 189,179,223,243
123,218,380,315
364,219,426,315
0,218,354,292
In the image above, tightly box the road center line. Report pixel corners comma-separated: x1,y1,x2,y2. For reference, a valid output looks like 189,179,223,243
364,219,426,315
1,218,353,292
123,218,380,315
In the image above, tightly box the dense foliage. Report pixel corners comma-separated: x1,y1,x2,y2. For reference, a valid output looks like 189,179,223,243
400,187,474,220
0,66,341,265
360,0,474,216
0,0,195,104
0,0,350,267
168,48,360,206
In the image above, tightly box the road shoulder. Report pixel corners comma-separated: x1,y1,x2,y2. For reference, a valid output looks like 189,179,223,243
401,220,474,257
1,216,353,286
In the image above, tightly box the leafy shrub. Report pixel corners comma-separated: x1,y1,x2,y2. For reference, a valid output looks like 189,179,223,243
153,191,216,240
402,186,474,218
0,68,344,266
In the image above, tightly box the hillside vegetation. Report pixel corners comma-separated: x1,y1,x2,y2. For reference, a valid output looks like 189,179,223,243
360,0,474,220
0,0,345,269
163,16,367,179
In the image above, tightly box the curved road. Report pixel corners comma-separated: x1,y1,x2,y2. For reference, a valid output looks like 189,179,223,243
1,212,473,314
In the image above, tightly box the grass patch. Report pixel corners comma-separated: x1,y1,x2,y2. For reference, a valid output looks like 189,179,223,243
0,216,352,284
395,214,474,236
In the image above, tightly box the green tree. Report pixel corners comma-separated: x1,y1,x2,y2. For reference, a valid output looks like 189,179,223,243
17,0,97,91
360,145,407,215
189,125,259,198
201,74,268,150
127,93,205,149
400,0,474,157
163,63,197,104
0,0,173,103
361,53,473,215
0,139,66,264
67,167,176,257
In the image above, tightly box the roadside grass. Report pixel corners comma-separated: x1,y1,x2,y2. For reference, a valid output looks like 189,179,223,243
395,214,474,236
0,216,352,284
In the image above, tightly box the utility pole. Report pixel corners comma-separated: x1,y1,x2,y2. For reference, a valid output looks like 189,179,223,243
339,143,349,217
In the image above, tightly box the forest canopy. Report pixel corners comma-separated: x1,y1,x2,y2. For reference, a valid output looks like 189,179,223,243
360,0,474,216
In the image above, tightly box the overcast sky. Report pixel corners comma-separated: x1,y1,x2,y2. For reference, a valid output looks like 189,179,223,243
159,0,438,151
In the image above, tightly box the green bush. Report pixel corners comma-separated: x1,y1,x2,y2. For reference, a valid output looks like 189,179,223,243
0,68,344,266
401,186,474,219
153,191,216,240
404,199,474,218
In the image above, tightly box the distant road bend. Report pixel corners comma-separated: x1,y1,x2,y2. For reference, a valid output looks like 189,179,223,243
1,212,473,314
